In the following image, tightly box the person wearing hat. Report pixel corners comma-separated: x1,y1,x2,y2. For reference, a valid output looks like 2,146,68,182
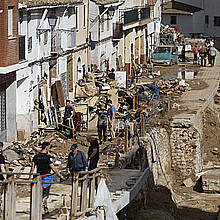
67,144,88,177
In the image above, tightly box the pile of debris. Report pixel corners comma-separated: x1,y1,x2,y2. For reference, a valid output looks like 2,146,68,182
3,128,76,174
155,78,190,96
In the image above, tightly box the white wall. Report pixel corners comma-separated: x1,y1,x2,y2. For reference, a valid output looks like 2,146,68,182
90,1,100,69
193,10,204,35
174,0,203,9
16,5,76,138
204,0,220,37
162,14,194,37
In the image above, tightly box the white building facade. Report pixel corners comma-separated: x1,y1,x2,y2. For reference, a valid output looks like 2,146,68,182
16,1,81,139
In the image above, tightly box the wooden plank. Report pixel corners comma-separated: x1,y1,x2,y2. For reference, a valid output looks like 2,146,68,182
133,96,136,110
20,167,31,179
12,166,22,178
89,174,95,208
11,177,16,220
140,113,144,137
30,181,36,219
41,86,52,125
56,130,68,140
85,96,98,107
124,126,128,152
71,173,78,219
12,166,22,173
80,174,88,216
129,168,149,202
55,80,65,107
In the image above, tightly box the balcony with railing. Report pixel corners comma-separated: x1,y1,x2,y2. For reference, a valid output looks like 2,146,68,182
121,6,151,28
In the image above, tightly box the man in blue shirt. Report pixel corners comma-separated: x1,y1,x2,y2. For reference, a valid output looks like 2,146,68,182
67,144,88,177
107,99,116,140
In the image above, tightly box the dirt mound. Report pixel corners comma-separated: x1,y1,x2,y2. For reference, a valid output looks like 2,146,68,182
203,108,220,164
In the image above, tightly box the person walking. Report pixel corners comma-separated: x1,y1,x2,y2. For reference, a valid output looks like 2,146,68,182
181,44,186,62
193,43,199,64
30,142,65,215
67,144,88,178
86,135,99,171
209,46,217,67
107,99,116,140
199,46,207,67
89,103,108,144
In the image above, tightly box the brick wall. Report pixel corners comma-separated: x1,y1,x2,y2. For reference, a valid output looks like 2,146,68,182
0,0,19,67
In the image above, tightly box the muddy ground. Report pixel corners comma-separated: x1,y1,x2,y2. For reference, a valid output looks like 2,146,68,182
118,58,220,220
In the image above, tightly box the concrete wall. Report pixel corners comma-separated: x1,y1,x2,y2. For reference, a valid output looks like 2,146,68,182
6,80,17,142
203,0,220,38
162,0,220,38
162,14,194,37
174,0,203,9
74,0,88,81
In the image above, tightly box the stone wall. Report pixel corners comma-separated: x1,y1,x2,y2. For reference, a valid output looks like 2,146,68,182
144,128,171,185
143,120,203,184
170,119,203,183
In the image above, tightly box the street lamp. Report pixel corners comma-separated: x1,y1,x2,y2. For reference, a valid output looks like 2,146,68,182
108,5,115,19
48,12,58,53
48,12,58,30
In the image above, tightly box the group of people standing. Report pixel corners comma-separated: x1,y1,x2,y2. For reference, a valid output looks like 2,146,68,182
0,135,100,215
193,39,217,67
30,135,99,214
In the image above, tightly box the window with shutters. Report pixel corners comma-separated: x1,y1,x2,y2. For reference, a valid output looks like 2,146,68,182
101,15,104,32
44,31,48,45
170,16,177,25
214,16,220,26
19,36,25,61
19,10,23,23
8,7,13,36
75,7,79,29
107,14,109,31
205,15,209,24
28,37,32,52
83,4,86,28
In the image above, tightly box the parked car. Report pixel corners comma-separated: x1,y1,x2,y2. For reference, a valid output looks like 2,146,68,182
152,46,178,65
